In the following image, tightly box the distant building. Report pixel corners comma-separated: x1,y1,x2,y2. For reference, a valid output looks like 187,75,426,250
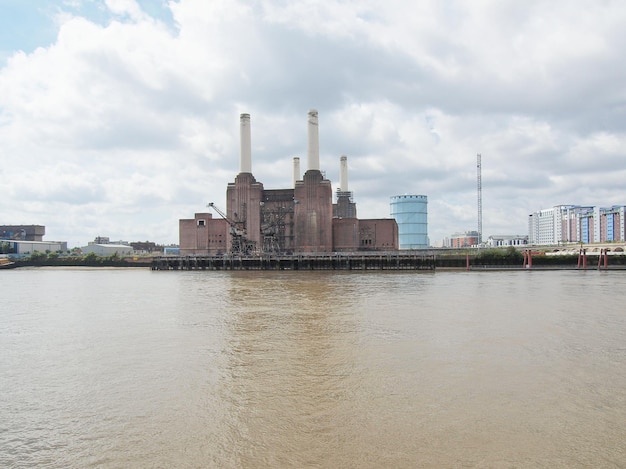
163,247,180,255
486,235,528,247
130,241,162,254
451,231,479,248
0,225,45,241
89,237,130,246
600,205,626,242
529,205,626,245
81,244,133,256
3,240,67,254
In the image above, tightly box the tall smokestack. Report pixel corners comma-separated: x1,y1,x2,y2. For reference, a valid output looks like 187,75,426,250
340,155,348,192
293,157,300,187
307,109,319,171
240,113,251,173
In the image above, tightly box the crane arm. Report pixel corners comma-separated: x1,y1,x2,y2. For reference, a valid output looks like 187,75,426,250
207,202,231,223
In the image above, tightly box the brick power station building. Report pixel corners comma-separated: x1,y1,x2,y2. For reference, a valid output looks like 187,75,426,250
179,111,398,255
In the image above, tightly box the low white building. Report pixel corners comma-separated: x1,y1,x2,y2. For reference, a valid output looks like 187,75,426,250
81,244,133,256
4,240,68,254
486,235,528,247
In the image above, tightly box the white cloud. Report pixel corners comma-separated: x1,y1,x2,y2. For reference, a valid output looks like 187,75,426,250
1,0,626,246
105,0,145,21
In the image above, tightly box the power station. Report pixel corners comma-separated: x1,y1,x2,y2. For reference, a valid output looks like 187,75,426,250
179,110,398,255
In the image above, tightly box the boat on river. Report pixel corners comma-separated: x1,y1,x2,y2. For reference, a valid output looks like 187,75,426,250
0,258,17,269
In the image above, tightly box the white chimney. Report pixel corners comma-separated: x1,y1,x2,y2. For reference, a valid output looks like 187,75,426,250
307,109,319,171
293,157,300,187
340,155,348,192
240,113,251,173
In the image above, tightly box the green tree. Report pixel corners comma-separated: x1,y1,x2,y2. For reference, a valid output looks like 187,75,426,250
83,252,101,265
29,251,47,264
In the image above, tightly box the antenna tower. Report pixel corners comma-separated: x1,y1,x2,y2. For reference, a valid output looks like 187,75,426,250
477,153,482,245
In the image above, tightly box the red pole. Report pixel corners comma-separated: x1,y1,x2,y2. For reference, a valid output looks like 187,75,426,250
528,250,532,269
466,253,470,270
604,249,609,269
577,248,582,269
598,249,603,269
583,249,587,269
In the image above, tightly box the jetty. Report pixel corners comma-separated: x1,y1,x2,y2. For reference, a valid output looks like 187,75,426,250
152,252,436,271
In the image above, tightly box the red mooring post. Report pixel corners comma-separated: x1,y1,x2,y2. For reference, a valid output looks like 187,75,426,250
523,251,527,268
605,249,609,268
466,253,470,270
598,249,603,269
527,250,532,269
583,249,587,269
577,247,582,269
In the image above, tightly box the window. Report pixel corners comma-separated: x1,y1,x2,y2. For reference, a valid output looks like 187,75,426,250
197,220,205,227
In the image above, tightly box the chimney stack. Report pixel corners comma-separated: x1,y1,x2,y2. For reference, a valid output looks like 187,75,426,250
340,155,348,192
307,109,319,171
293,157,300,187
240,113,252,173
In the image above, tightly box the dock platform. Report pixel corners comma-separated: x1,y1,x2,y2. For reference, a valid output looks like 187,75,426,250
152,252,436,271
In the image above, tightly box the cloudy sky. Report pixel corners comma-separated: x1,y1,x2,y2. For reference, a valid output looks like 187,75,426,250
2,0,626,247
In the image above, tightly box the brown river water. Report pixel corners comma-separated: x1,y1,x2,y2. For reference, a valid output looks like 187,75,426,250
1,267,625,468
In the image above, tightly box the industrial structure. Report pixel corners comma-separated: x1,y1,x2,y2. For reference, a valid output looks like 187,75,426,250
390,195,428,249
0,225,68,254
179,111,398,255
528,204,626,245
0,225,45,241
477,153,483,245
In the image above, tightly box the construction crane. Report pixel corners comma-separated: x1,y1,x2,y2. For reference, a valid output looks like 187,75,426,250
207,202,256,255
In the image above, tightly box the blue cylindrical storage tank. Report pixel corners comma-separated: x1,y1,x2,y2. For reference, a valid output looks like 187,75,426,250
390,195,428,249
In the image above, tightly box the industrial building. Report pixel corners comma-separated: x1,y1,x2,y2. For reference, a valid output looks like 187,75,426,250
0,225,45,241
180,111,398,255
1,240,68,255
1,225,68,254
81,244,134,257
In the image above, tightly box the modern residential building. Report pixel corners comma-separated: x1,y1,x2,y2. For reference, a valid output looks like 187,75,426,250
529,205,626,245
450,230,479,248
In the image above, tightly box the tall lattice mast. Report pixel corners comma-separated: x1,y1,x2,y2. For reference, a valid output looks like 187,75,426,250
477,153,482,245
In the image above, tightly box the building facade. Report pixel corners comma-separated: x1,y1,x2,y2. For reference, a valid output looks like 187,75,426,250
179,111,398,255
3,240,68,254
486,235,528,247
450,230,479,248
529,205,626,245
0,225,45,241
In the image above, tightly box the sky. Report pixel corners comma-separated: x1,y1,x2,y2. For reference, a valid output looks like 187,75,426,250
1,0,626,248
